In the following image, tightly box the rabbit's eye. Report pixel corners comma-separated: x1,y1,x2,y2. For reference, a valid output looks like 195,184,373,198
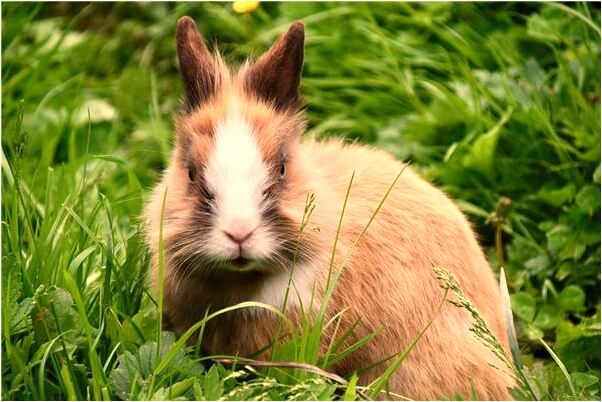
279,162,286,178
188,167,196,182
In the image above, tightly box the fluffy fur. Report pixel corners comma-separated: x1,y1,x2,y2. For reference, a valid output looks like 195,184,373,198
144,17,515,400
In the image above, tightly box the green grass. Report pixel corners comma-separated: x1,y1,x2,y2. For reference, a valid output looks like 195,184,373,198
2,2,600,400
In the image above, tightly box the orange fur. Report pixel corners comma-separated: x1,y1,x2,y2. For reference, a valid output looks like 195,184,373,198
144,18,516,400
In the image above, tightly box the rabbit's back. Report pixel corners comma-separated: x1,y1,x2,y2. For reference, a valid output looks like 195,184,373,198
298,138,514,399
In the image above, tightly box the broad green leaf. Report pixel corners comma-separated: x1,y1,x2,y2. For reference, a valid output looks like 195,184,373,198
532,184,576,207
526,6,570,43
119,306,158,351
193,381,204,400
522,323,544,341
556,285,586,313
511,292,537,322
555,320,600,351
546,225,586,261
109,332,202,400
571,372,599,389
108,350,137,400
203,364,224,401
557,335,601,373
524,255,551,276
533,305,562,330
9,297,34,336
33,287,86,347
527,14,561,42
462,108,512,178
555,320,601,371
150,378,195,400
571,372,600,389
554,261,574,281
575,185,601,215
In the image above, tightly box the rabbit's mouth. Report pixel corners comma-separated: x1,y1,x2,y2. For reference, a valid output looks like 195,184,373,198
205,256,264,275
230,257,252,269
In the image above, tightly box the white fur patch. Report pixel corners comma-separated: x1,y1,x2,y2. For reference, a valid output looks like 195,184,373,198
204,104,276,260
253,262,319,310
217,262,320,321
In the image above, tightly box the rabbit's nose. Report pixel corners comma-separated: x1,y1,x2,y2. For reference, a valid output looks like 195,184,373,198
223,225,255,245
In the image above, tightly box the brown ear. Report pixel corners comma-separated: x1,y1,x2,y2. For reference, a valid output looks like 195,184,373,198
244,22,305,111
176,16,216,111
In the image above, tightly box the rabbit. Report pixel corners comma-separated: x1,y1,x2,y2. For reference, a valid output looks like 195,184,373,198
144,16,516,400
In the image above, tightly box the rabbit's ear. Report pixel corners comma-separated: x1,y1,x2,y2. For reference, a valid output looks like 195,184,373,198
176,16,216,111
244,22,305,111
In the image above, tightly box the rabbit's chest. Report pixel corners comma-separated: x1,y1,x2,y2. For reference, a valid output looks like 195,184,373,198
163,261,322,349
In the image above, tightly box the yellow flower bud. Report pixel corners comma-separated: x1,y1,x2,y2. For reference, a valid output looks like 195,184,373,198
232,1,260,14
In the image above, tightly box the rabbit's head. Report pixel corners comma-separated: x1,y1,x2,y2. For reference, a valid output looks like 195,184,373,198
155,17,310,275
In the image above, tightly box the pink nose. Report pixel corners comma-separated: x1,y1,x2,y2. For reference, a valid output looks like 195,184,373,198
223,226,254,245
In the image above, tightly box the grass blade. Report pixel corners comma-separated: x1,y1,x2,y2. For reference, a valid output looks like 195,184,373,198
538,337,577,398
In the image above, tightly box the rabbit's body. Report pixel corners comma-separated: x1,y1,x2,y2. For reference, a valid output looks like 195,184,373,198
145,17,515,400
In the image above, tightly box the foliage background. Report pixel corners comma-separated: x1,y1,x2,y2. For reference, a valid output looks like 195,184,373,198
2,2,600,400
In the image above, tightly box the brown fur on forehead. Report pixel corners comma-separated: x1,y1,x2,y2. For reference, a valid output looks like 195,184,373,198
238,94,306,166
175,84,305,169
173,96,228,166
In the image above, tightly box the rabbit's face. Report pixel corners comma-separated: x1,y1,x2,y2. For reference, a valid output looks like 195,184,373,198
161,18,307,273
171,95,305,272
